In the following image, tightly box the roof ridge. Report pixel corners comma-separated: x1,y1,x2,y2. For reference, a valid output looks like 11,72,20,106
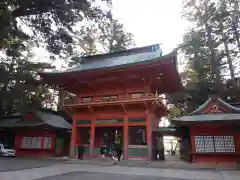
188,97,240,116
79,44,162,62
218,98,240,111
188,98,212,115
39,48,176,75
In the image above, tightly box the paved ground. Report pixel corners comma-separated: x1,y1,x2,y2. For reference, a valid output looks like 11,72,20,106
66,158,239,171
0,163,224,180
0,158,239,180
35,171,187,180
0,157,61,172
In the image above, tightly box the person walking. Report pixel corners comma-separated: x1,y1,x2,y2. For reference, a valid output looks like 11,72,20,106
156,136,164,160
77,144,85,160
115,132,122,161
115,144,122,161
100,143,108,160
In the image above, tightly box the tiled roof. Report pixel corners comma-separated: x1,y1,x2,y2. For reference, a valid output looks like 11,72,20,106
173,97,240,123
0,118,21,127
174,113,240,122
0,109,72,129
189,97,240,115
35,110,71,129
40,45,177,76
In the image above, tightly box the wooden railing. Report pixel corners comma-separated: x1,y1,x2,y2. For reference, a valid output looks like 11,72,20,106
63,93,160,106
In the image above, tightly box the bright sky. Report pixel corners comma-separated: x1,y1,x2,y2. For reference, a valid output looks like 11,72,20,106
32,0,190,69
112,0,189,54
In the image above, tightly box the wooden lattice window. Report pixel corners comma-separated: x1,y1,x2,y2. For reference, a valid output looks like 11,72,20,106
43,137,52,149
194,136,235,153
102,95,118,101
82,97,92,103
131,93,143,98
103,96,110,101
21,137,41,149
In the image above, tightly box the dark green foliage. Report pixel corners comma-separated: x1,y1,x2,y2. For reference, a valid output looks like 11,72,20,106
169,0,240,117
1,0,112,57
0,0,135,114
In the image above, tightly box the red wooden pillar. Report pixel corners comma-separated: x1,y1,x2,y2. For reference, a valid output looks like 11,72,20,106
41,136,45,149
90,116,95,156
190,127,196,162
123,114,129,160
70,116,77,157
146,112,152,160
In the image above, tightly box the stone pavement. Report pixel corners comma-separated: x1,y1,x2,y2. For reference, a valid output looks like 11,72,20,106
35,171,191,180
65,158,239,170
0,163,239,180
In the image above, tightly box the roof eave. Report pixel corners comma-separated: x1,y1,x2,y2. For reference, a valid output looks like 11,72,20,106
188,97,240,116
39,51,177,77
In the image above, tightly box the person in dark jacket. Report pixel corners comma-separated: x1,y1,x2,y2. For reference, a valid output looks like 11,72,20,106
100,143,108,159
115,143,122,161
114,131,123,161
78,144,85,160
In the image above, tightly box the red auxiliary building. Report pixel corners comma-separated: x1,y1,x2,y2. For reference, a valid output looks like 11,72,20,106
174,96,240,163
0,109,71,157
40,44,182,160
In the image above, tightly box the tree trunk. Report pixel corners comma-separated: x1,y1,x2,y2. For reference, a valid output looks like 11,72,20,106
203,1,222,92
218,20,235,79
231,0,240,51
57,90,65,111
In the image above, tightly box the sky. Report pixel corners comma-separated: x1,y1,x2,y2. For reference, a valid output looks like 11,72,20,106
112,0,190,54
31,0,190,69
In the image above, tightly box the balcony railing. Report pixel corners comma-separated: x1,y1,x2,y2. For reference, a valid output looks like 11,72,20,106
63,93,160,106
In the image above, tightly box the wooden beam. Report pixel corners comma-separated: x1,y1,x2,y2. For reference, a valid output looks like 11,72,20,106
88,106,95,114
64,107,73,117
143,101,148,110
121,103,127,113
66,80,89,94
146,76,153,92
88,83,96,97
120,79,127,93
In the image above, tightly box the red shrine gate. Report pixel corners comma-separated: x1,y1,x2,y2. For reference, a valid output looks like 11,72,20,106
40,44,182,160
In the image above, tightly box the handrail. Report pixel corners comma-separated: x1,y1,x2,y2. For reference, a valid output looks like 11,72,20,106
63,93,160,106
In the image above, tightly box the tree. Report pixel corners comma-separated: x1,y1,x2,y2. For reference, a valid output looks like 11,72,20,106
1,0,112,58
183,0,222,90
58,19,135,109
214,1,235,79
169,0,240,117
69,18,135,66
230,0,240,52
0,38,55,116
168,0,239,116
0,59,54,116
1,0,135,113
